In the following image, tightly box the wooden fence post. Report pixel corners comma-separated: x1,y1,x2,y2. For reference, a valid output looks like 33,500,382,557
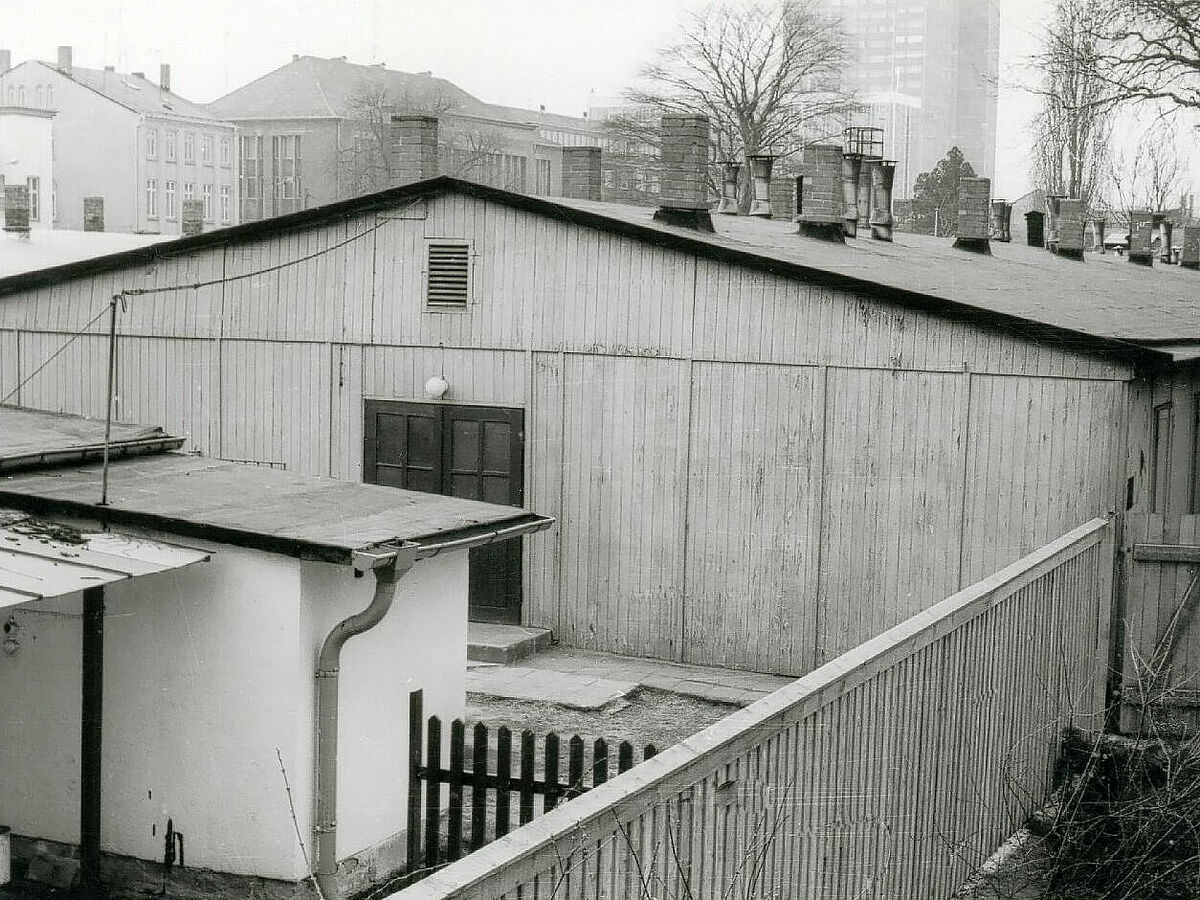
544,733,561,812
471,723,488,849
496,727,512,838
424,716,442,871
448,719,465,861
406,690,423,871
1096,515,1118,723
519,730,536,825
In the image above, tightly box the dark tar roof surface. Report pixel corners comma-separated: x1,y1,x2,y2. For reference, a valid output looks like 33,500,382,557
0,176,1191,367
0,405,184,471
0,409,551,564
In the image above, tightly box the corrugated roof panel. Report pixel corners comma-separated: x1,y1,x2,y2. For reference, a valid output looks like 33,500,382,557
0,513,210,610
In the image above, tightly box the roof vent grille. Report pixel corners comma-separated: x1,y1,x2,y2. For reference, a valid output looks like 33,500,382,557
426,242,470,307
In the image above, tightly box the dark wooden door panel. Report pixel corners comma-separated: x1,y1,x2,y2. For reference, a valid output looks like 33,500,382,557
364,400,525,624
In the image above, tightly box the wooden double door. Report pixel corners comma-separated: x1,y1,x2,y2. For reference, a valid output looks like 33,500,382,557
364,400,525,624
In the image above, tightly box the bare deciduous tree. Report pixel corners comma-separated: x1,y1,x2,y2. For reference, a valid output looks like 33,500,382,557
1092,0,1200,111
616,0,858,210
1029,0,1112,209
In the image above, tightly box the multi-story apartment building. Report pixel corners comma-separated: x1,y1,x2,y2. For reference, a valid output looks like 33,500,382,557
0,106,54,229
0,47,238,234
827,0,1000,196
208,55,598,221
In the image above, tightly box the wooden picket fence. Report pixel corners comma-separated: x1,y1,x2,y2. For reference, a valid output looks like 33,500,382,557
393,518,1116,900
399,690,658,886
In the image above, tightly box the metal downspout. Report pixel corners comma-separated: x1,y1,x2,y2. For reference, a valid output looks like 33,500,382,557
314,545,417,900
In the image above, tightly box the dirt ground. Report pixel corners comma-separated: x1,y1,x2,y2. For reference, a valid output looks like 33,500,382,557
465,686,740,751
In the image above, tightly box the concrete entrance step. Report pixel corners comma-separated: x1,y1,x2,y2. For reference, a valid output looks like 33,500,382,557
467,622,553,664
466,665,637,711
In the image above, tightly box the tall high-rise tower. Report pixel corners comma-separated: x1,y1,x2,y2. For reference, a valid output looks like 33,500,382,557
824,0,1000,198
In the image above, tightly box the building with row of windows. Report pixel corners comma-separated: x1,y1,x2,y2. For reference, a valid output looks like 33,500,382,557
0,107,54,228
0,47,238,235
206,55,603,222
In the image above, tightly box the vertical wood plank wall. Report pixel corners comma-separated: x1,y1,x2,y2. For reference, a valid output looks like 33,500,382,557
0,193,1134,674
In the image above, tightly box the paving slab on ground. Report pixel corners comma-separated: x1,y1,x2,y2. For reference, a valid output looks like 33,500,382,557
465,664,637,710
515,647,793,707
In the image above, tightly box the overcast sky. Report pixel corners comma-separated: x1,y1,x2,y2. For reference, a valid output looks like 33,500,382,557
2,0,1072,197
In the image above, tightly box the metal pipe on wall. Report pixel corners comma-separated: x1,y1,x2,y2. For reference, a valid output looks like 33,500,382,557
80,586,105,898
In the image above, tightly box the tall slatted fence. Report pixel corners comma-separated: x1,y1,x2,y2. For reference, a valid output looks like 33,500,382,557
392,517,1116,900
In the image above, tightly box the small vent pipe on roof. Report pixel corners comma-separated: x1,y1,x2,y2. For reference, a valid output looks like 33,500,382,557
869,161,895,242
990,200,1011,242
718,161,740,215
859,158,880,226
747,154,775,217
1161,218,1175,264
841,153,862,237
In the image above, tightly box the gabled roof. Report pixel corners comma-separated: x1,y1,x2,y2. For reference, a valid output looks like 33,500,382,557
0,176,1179,370
19,60,224,122
207,55,492,121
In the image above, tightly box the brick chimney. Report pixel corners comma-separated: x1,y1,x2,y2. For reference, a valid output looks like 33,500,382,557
182,199,204,237
391,115,439,185
747,154,774,217
953,176,991,253
841,153,861,237
3,185,30,233
0,49,11,73
1128,212,1154,266
160,64,171,93
561,146,602,201
797,143,844,241
56,45,72,75
83,197,105,232
1054,198,1085,260
717,161,740,215
1181,225,1200,269
653,114,714,231
769,168,796,221
869,161,896,242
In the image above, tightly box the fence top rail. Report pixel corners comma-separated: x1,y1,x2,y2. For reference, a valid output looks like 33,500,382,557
395,516,1110,899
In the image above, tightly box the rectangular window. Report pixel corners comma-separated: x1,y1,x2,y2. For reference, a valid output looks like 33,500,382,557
145,178,158,219
201,135,213,164
220,185,231,223
1153,403,1172,513
271,133,303,214
46,85,53,107
165,180,177,219
147,128,158,158
239,134,264,220
27,176,39,221
183,131,195,163
220,137,231,166
165,130,177,160
202,184,213,221
425,241,472,309
184,182,194,202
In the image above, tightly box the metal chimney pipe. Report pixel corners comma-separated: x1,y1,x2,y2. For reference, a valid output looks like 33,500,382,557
747,154,774,217
841,153,862,237
859,159,879,226
1161,218,1175,264
990,200,1008,242
869,160,896,242
718,161,740,215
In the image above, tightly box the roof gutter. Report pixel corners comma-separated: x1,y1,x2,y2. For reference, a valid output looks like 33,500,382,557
0,436,185,474
313,515,553,899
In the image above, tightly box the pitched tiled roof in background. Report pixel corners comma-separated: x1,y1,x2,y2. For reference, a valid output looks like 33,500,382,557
207,55,492,120
34,61,222,121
